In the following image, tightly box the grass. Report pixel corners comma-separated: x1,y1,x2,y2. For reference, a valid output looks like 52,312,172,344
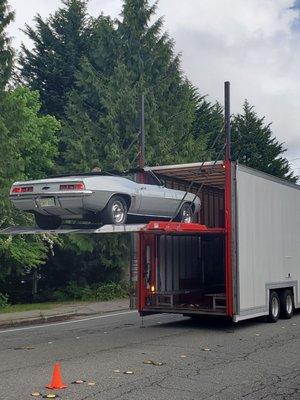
0,300,92,314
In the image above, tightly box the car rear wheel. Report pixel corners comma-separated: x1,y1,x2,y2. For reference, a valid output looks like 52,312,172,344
279,289,294,319
102,195,128,225
268,291,280,323
176,203,193,223
34,213,62,230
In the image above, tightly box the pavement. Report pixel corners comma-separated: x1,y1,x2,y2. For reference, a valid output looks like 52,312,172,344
0,309,299,399
0,299,130,328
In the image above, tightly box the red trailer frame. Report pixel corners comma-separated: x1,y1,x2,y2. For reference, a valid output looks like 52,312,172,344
138,160,233,317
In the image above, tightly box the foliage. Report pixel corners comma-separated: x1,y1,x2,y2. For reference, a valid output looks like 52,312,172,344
0,292,9,308
61,0,207,173
193,100,224,160
20,0,91,118
0,0,14,90
231,101,296,182
0,87,60,281
52,281,129,302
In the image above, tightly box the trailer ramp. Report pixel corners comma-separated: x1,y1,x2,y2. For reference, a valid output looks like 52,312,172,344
0,224,146,236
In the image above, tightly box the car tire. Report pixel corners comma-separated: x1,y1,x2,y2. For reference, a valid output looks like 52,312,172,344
176,203,193,223
34,213,62,230
268,291,280,323
279,289,294,319
101,195,128,225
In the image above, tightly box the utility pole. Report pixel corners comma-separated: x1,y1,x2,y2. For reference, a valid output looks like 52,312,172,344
130,94,145,309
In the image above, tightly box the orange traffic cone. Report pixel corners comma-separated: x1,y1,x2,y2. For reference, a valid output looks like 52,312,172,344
46,363,68,390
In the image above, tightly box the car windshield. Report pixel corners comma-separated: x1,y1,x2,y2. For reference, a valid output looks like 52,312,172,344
123,172,163,186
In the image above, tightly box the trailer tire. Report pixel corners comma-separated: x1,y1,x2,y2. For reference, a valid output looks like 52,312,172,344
101,195,128,225
268,291,280,323
34,213,62,230
279,290,294,319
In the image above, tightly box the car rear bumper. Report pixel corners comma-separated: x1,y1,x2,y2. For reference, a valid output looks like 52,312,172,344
10,191,93,217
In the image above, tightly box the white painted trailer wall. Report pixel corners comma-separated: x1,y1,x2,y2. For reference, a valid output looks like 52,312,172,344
234,164,300,322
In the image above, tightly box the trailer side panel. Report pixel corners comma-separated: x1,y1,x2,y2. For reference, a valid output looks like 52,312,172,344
235,165,300,321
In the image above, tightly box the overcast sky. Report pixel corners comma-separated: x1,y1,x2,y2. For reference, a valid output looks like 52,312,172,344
7,0,300,175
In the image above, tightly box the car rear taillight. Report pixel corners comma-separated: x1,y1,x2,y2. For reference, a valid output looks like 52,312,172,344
59,182,85,191
11,186,33,193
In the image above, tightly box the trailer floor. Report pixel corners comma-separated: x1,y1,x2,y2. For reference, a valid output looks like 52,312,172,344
0,310,299,399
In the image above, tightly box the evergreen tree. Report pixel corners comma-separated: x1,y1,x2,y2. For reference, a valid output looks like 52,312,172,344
0,0,14,90
62,0,206,172
20,0,91,118
231,101,296,182
192,99,224,160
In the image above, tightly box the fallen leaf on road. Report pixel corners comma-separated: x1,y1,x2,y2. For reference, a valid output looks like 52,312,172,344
143,360,164,366
14,346,35,350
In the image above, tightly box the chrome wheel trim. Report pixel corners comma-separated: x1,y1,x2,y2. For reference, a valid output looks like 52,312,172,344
182,207,192,223
286,294,293,314
271,296,279,318
112,200,125,224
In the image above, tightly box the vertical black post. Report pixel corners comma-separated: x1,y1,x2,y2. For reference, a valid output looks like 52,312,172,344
224,81,231,161
130,94,145,310
138,94,145,169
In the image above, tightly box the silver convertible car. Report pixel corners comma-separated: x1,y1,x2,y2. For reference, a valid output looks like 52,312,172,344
9,171,201,229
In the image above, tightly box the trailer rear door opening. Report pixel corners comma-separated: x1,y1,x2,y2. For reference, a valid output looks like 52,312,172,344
139,224,226,316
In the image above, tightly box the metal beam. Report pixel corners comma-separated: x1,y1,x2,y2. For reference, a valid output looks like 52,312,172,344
0,224,146,236
224,81,231,161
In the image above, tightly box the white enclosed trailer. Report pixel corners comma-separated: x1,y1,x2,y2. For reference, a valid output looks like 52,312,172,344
233,164,300,321
138,161,300,322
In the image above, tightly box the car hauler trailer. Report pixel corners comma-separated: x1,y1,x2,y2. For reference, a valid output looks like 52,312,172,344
1,159,299,323
138,160,300,322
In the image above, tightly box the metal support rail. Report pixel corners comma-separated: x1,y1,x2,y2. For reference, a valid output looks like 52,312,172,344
0,224,147,236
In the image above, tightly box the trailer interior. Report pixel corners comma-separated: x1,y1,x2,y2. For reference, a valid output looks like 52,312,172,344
140,162,230,316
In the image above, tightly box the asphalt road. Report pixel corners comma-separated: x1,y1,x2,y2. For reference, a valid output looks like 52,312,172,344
0,311,299,400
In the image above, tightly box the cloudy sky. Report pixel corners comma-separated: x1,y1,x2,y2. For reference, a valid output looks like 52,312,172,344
7,0,300,175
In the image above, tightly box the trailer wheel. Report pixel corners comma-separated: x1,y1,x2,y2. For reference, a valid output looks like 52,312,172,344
102,195,128,225
279,290,294,319
34,213,62,230
268,291,280,323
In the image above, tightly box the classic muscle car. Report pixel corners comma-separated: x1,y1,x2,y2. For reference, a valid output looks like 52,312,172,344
9,171,201,229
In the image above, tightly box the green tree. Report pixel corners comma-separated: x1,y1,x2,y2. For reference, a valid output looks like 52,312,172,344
192,99,224,160
0,87,60,282
231,101,296,182
0,0,14,90
62,0,206,172
20,0,91,118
